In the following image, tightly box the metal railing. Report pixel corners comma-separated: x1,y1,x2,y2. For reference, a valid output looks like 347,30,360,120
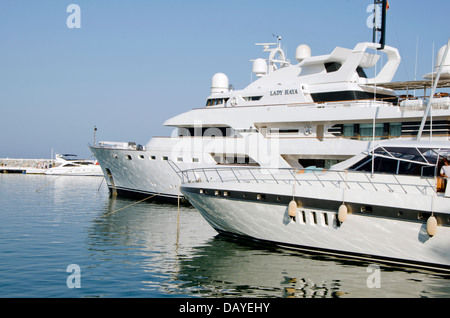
181,166,444,196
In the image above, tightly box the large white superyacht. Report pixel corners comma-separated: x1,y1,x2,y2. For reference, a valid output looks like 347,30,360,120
90,35,450,202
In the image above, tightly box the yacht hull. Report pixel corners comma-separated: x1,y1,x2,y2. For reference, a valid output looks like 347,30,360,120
181,182,450,273
89,145,185,201
44,167,103,176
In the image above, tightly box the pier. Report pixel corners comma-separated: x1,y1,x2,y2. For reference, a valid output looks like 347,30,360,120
0,158,54,174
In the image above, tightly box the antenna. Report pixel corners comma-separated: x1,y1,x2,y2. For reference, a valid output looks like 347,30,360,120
372,0,387,49
272,34,282,47
417,38,450,140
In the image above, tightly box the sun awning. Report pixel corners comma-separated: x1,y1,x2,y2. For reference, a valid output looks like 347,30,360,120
370,79,450,90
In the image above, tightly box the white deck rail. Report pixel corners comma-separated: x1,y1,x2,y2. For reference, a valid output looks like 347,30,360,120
181,166,445,196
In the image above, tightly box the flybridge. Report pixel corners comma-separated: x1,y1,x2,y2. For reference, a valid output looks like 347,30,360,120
206,40,400,107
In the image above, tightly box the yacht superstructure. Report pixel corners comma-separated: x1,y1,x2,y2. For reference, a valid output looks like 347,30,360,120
90,39,450,202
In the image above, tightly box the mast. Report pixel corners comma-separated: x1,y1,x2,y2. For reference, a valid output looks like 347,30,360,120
372,0,387,50
417,38,450,140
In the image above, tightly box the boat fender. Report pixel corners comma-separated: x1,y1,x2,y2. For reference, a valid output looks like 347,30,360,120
426,216,438,237
288,200,297,218
338,204,348,223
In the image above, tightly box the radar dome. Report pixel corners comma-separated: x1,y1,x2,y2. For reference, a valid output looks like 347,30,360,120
435,44,450,74
423,44,450,79
295,44,311,62
211,73,229,94
252,58,268,77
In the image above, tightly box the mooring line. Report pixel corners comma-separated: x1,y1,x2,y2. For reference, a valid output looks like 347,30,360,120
94,186,177,221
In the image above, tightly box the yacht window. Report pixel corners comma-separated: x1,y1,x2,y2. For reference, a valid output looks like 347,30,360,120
343,124,358,138
139,155,144,159
357,67,368,78
330,123,406,140
205,98,229,106
192,158,199,163
243,96,263,101
162,156,168,161
324,62,342,73
177,157,183,162
359,123,384,140
350,156,397,174
126,155,132,160
113,154,118,159
150,156,156,160
390,123,402,137
401,120,450,137
349,150,438,176
181,127,233,137
270,128,299,134
212,153,259,166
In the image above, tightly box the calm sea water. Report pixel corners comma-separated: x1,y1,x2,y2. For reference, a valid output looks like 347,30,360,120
1,174,450,298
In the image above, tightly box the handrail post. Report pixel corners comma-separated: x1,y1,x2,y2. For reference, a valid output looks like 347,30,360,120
231,167,240,183
202,168,209,183
313,170,325,187
268,168,279,184
248,168,259,183
216,168,224,183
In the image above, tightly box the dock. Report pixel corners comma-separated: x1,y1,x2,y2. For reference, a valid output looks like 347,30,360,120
0,158,54,174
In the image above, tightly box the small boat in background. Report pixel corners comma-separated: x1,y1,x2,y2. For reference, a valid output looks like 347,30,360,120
45,154,103,176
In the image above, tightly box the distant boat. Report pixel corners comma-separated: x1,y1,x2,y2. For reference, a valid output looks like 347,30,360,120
45,154,103,176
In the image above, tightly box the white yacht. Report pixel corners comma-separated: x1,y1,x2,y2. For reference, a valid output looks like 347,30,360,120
180,140,450,272
89,39,450,202
45,154,103,176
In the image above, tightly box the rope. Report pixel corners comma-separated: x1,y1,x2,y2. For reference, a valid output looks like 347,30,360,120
94,186,177,221
177,185,181,244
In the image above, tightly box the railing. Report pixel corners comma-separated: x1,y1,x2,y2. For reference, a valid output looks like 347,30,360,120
181,166,445,196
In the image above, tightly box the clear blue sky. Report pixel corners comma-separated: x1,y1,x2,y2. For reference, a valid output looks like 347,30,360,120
0,0,448,158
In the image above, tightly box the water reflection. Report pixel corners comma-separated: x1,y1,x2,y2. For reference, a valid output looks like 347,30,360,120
87,196,450,298
2,174,448,297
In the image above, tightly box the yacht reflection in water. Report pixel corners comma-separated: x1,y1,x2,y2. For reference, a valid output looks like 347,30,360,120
86,198,450,298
